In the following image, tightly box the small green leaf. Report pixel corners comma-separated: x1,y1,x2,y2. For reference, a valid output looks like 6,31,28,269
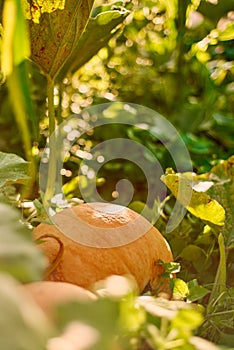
161,173,225,226
0,152,28,188
157,260,181,275
187,280,210,302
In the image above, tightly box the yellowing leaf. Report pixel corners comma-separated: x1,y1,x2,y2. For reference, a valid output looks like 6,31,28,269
172,278,189,301
161,173,225,226
22,0,66,24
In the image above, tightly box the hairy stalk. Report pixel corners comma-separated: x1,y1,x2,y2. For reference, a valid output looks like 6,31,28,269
43,78,57,209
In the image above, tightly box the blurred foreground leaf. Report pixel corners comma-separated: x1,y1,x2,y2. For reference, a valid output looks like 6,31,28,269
56,298,119,349
0,203,47,281
0,152,28,188
0,274,51,350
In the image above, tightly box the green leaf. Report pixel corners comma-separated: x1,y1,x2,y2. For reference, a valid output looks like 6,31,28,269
2,0,36,161
157,260,181,275
29,0,95,79
0,152,28,188
0,203,47,282
7,62,37,161
58,3,129,80
187,279,210,302
1,0,30,76
161,173,225,226
179,245,208,272
0,274,52,350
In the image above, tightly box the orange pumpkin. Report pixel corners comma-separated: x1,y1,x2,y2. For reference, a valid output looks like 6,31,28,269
20,281,96,318
33,203,173,294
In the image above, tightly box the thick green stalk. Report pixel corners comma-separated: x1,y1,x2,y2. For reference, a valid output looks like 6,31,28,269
43,78,57,209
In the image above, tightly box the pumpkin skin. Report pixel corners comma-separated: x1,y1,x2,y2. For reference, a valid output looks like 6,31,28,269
33,203,173,294
20,281,96,318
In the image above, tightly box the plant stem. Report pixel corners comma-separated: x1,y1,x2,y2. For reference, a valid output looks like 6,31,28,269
43,78,57,209
207,232,227,313
218,232,227,292
48,78,56,136
173,0,190,121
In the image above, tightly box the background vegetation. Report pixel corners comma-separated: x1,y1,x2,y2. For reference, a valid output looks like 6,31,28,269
0,0,233,349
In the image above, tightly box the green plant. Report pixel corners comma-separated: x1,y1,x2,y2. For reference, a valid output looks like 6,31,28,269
0,0,233,349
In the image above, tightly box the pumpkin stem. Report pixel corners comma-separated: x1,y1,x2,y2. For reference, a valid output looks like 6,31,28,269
35,234,64,279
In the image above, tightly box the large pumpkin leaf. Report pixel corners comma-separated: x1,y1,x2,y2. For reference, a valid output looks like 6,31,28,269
58,2,130,80
0,152,29,188
29,0,95,79
161,172,225,226
205,156,234,247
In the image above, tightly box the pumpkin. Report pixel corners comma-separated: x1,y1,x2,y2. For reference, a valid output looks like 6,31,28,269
20,281,96,318
33,202,173,294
